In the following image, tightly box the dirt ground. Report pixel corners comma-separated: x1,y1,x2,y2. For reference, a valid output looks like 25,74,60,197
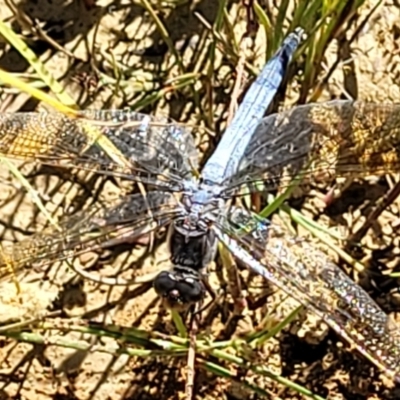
1,0,400,399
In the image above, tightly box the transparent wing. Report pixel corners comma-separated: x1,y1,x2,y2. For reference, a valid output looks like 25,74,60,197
0,111,198,191
0,191,181,279
214,206,400,382
224,101,400,194
202,28,303,184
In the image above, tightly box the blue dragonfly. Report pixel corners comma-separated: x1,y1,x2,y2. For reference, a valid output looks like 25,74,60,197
1,27,400,382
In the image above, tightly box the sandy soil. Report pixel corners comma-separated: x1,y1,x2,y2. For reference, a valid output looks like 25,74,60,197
1,0,400,399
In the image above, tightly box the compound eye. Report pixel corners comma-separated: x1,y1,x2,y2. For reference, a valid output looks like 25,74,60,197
177,278,205,303
153,271,205,309
153,271,176,296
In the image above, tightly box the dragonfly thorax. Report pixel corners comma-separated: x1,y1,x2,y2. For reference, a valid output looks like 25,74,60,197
169,224,217,270
180,184,224,232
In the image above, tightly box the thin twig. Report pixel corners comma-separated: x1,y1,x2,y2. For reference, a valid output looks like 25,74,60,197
185,313,199,400
347,179,400,245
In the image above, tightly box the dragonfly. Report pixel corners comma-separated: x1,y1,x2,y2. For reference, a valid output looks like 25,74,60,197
1,27,400,383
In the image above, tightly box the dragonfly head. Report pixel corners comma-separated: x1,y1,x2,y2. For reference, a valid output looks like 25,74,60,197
153,269,206,311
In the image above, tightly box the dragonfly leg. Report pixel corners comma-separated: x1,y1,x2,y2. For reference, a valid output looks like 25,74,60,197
192,278,216,316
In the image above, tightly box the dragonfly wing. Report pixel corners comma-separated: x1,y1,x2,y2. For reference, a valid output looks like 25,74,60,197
0,111,198,190
202,28,303,184
0,191,180,278
225,101,400,194
214,206,400,382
